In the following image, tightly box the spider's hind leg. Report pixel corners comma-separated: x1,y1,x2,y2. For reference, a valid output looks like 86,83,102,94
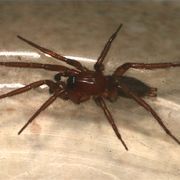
118,81,180,145
114,62,180,76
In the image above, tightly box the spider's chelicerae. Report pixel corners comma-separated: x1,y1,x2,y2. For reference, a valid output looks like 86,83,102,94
0,24,179,150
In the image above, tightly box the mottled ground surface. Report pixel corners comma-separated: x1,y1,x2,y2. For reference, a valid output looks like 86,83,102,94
0,1,179,180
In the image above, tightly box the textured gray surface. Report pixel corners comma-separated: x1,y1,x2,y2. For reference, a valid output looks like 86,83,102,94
0,1,180,180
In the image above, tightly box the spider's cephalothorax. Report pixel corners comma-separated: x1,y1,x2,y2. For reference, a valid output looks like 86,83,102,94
0,24,180,150
65,71,107,104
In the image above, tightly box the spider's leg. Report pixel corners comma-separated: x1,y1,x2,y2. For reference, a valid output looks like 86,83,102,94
0,61,79,75
94,96,128,150
17,35,84,71
118,82,180,145
0,80,58,99
94,24,123,71
113,62,180,76
18,89,64,135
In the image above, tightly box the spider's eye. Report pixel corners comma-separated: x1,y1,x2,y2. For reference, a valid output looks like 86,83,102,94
67,76,76,89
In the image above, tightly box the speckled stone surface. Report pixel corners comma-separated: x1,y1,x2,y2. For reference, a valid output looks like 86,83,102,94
0,1,180,180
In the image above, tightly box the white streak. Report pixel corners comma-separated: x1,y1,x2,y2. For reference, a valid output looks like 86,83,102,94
0,51,96,63
0,83,47,89
44,54,96,63
65,56,96,63
0,51,40,58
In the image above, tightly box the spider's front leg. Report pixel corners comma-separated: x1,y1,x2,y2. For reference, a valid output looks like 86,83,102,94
113,62,180,76
0,79,65,134
0,61,79,75
0,80,58,99
17,35,84,71
18,89,65,135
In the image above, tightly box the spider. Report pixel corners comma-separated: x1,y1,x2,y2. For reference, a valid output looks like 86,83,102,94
0,24,179,150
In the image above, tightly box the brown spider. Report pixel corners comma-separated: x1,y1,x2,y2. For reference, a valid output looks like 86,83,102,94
0,24,179,150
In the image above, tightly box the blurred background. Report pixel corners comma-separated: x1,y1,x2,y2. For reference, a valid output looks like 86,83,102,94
0,1,179,180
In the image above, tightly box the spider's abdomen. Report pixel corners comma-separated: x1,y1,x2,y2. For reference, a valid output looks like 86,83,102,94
117,76,157,98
